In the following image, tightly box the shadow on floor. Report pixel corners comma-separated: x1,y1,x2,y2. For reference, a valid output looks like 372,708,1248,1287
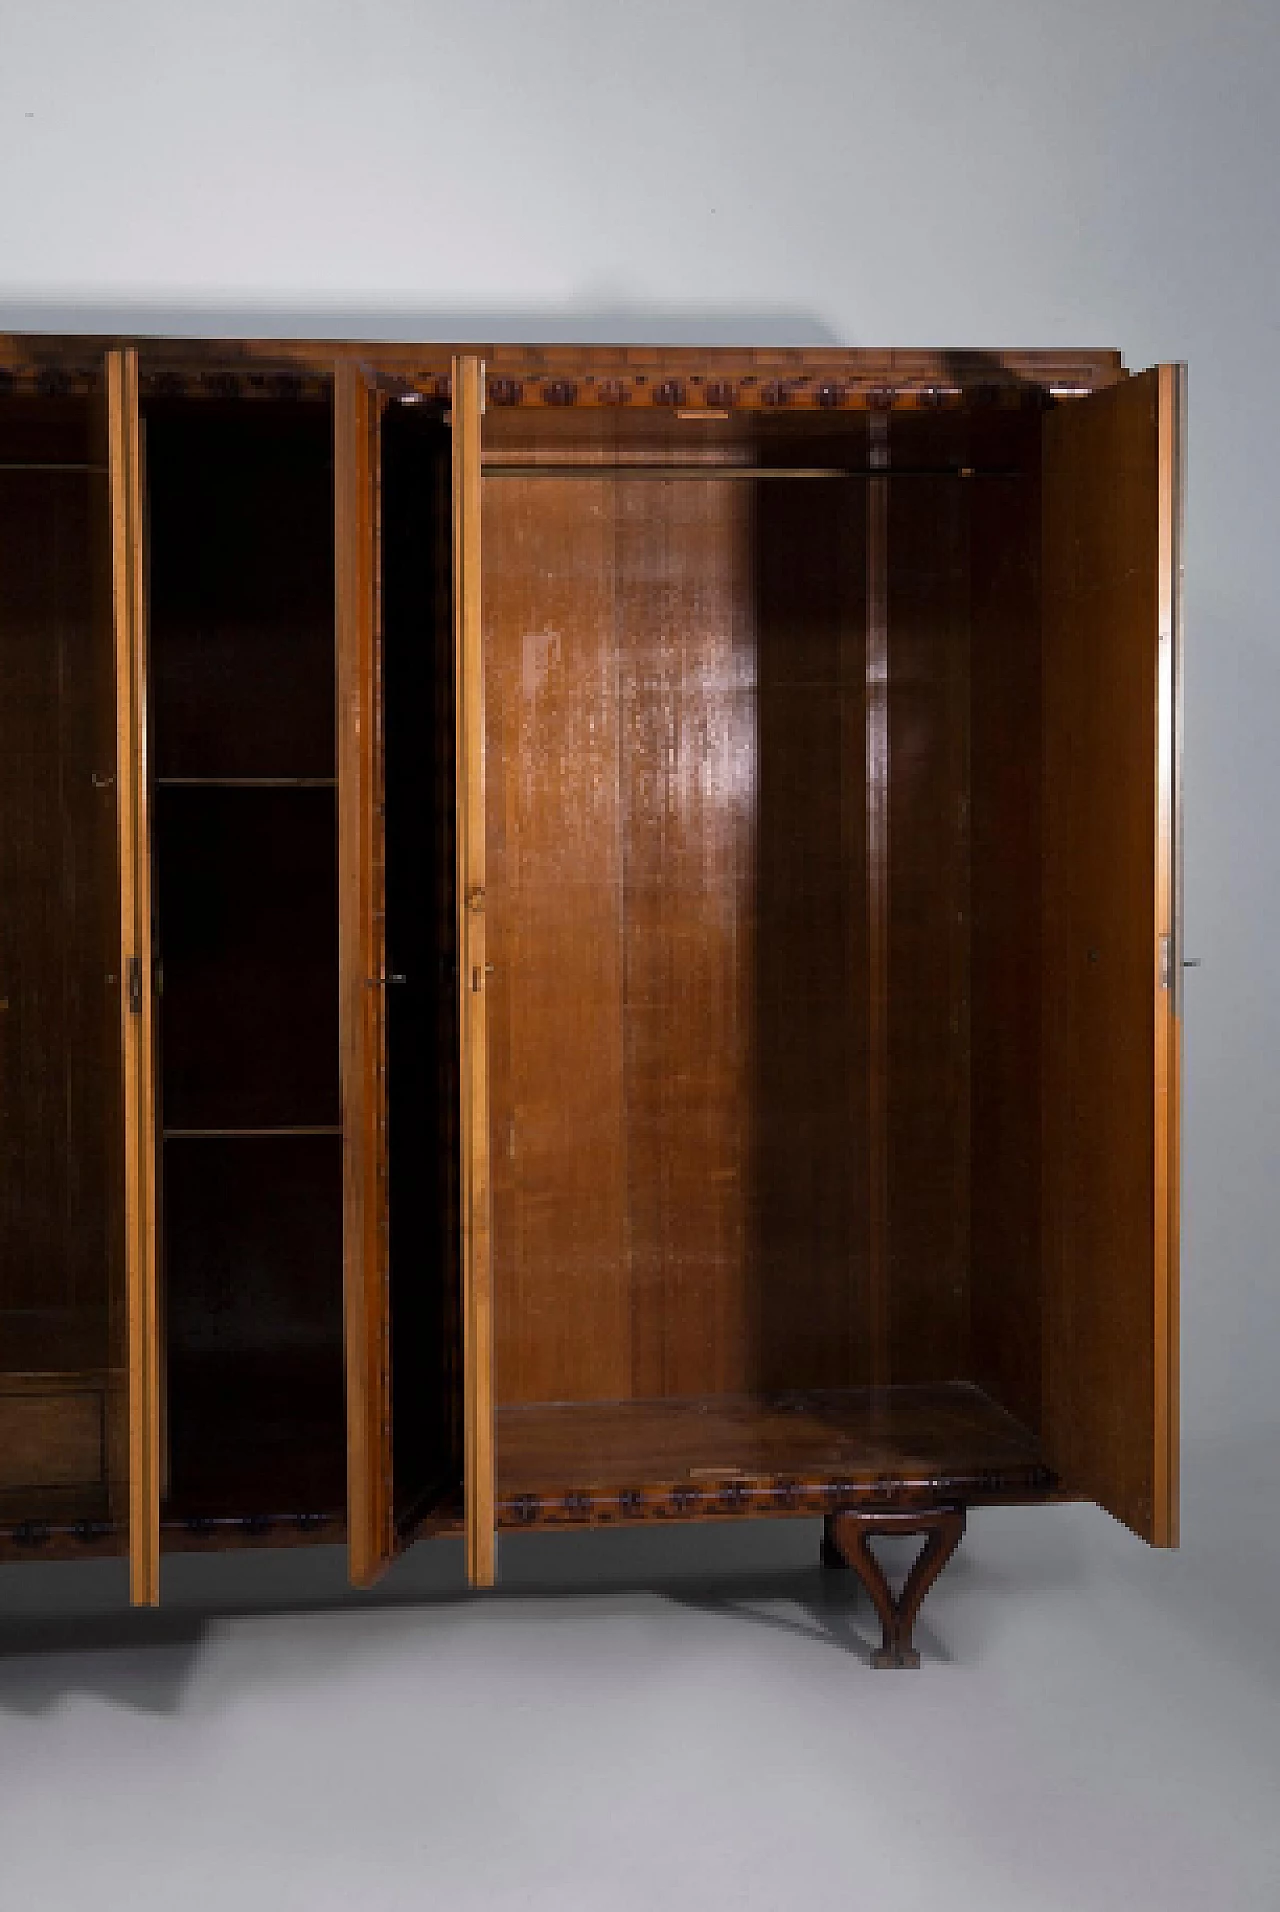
0,1503,1095,1713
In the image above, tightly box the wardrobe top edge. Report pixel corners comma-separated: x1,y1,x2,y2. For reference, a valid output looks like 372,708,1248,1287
0,335,1127,386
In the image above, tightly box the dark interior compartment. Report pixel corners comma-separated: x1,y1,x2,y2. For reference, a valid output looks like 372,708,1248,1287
146,399,336,781
155,786,340,1132
381,399,462,1528
162,1135,346,1521
148,386,464,1536
147,391,347,1529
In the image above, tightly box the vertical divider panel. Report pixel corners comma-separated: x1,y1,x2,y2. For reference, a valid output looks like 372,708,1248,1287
336,362,394,1585
865,412,891,1388
108,348,160,1606
452,355,494,1587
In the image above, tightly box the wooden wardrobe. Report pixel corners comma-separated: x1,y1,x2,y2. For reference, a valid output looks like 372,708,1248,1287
0,338,1184,1667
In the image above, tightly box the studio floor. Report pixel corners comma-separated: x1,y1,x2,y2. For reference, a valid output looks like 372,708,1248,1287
0,1429,1276,1912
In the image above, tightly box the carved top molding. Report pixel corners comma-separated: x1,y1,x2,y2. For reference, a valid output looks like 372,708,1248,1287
0,336,1126,406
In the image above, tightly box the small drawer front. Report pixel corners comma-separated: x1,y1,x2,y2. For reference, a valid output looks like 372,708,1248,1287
0,1391,104,1491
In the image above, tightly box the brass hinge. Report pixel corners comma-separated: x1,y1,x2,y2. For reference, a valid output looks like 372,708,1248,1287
127,955,143,1015
1159,934,1172,991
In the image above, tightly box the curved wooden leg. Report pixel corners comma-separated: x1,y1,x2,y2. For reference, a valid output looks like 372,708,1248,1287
829,1505,966,1668
820,1515,848,1569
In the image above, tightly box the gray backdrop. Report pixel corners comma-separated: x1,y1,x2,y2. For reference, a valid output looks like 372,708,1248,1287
1,5,1277,1908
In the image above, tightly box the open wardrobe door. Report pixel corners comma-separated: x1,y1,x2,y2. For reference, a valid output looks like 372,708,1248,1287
107,347,163,1604
336,360,465,1585
451,354,494,1589
1041,364,1185,1546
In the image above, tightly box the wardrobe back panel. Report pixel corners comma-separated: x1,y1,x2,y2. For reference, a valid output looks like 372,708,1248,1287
884,413,973,1387
487,416,892,1406
485,402,1050,1412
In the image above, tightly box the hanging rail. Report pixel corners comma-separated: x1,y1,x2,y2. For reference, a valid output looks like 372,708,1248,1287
0,461,109,473
480,463,1018,481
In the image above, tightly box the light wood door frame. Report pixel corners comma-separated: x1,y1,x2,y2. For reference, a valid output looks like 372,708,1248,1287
453,354,494,1588
1154,361,1186,1546
336,359,396,1585
107,347,161,1605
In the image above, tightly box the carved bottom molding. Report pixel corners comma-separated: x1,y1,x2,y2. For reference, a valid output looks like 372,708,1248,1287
827,1503,967,1669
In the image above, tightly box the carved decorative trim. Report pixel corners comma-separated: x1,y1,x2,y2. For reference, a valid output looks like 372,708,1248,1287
0,1506,352,1562
496,1463,1055,1529
477,373,1052,413
0,360,100,397
138,367,331,402
162,1509,348,1551
0,1518,123,1561
0,360,333,401
0,339,1125,411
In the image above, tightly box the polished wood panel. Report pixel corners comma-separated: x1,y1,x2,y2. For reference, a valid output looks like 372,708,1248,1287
455,354,495,1587
1041,366,1182,1544
108,348,161,1606
495,1384,1050,1526
617,469,752,1399
486,433,878,1411
0,1392,103,1492
485,463,630,1408
336,361,393,1585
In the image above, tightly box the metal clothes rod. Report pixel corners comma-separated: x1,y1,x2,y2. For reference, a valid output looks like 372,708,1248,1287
157,777,337,788
481,464,1018,481
163,1127,343,1139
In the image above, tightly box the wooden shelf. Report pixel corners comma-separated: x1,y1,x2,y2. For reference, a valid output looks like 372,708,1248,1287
163,1126,341,1139
495,1384,1053,1528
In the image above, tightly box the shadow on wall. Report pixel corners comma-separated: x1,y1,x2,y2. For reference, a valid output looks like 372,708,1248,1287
0,299,846,347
